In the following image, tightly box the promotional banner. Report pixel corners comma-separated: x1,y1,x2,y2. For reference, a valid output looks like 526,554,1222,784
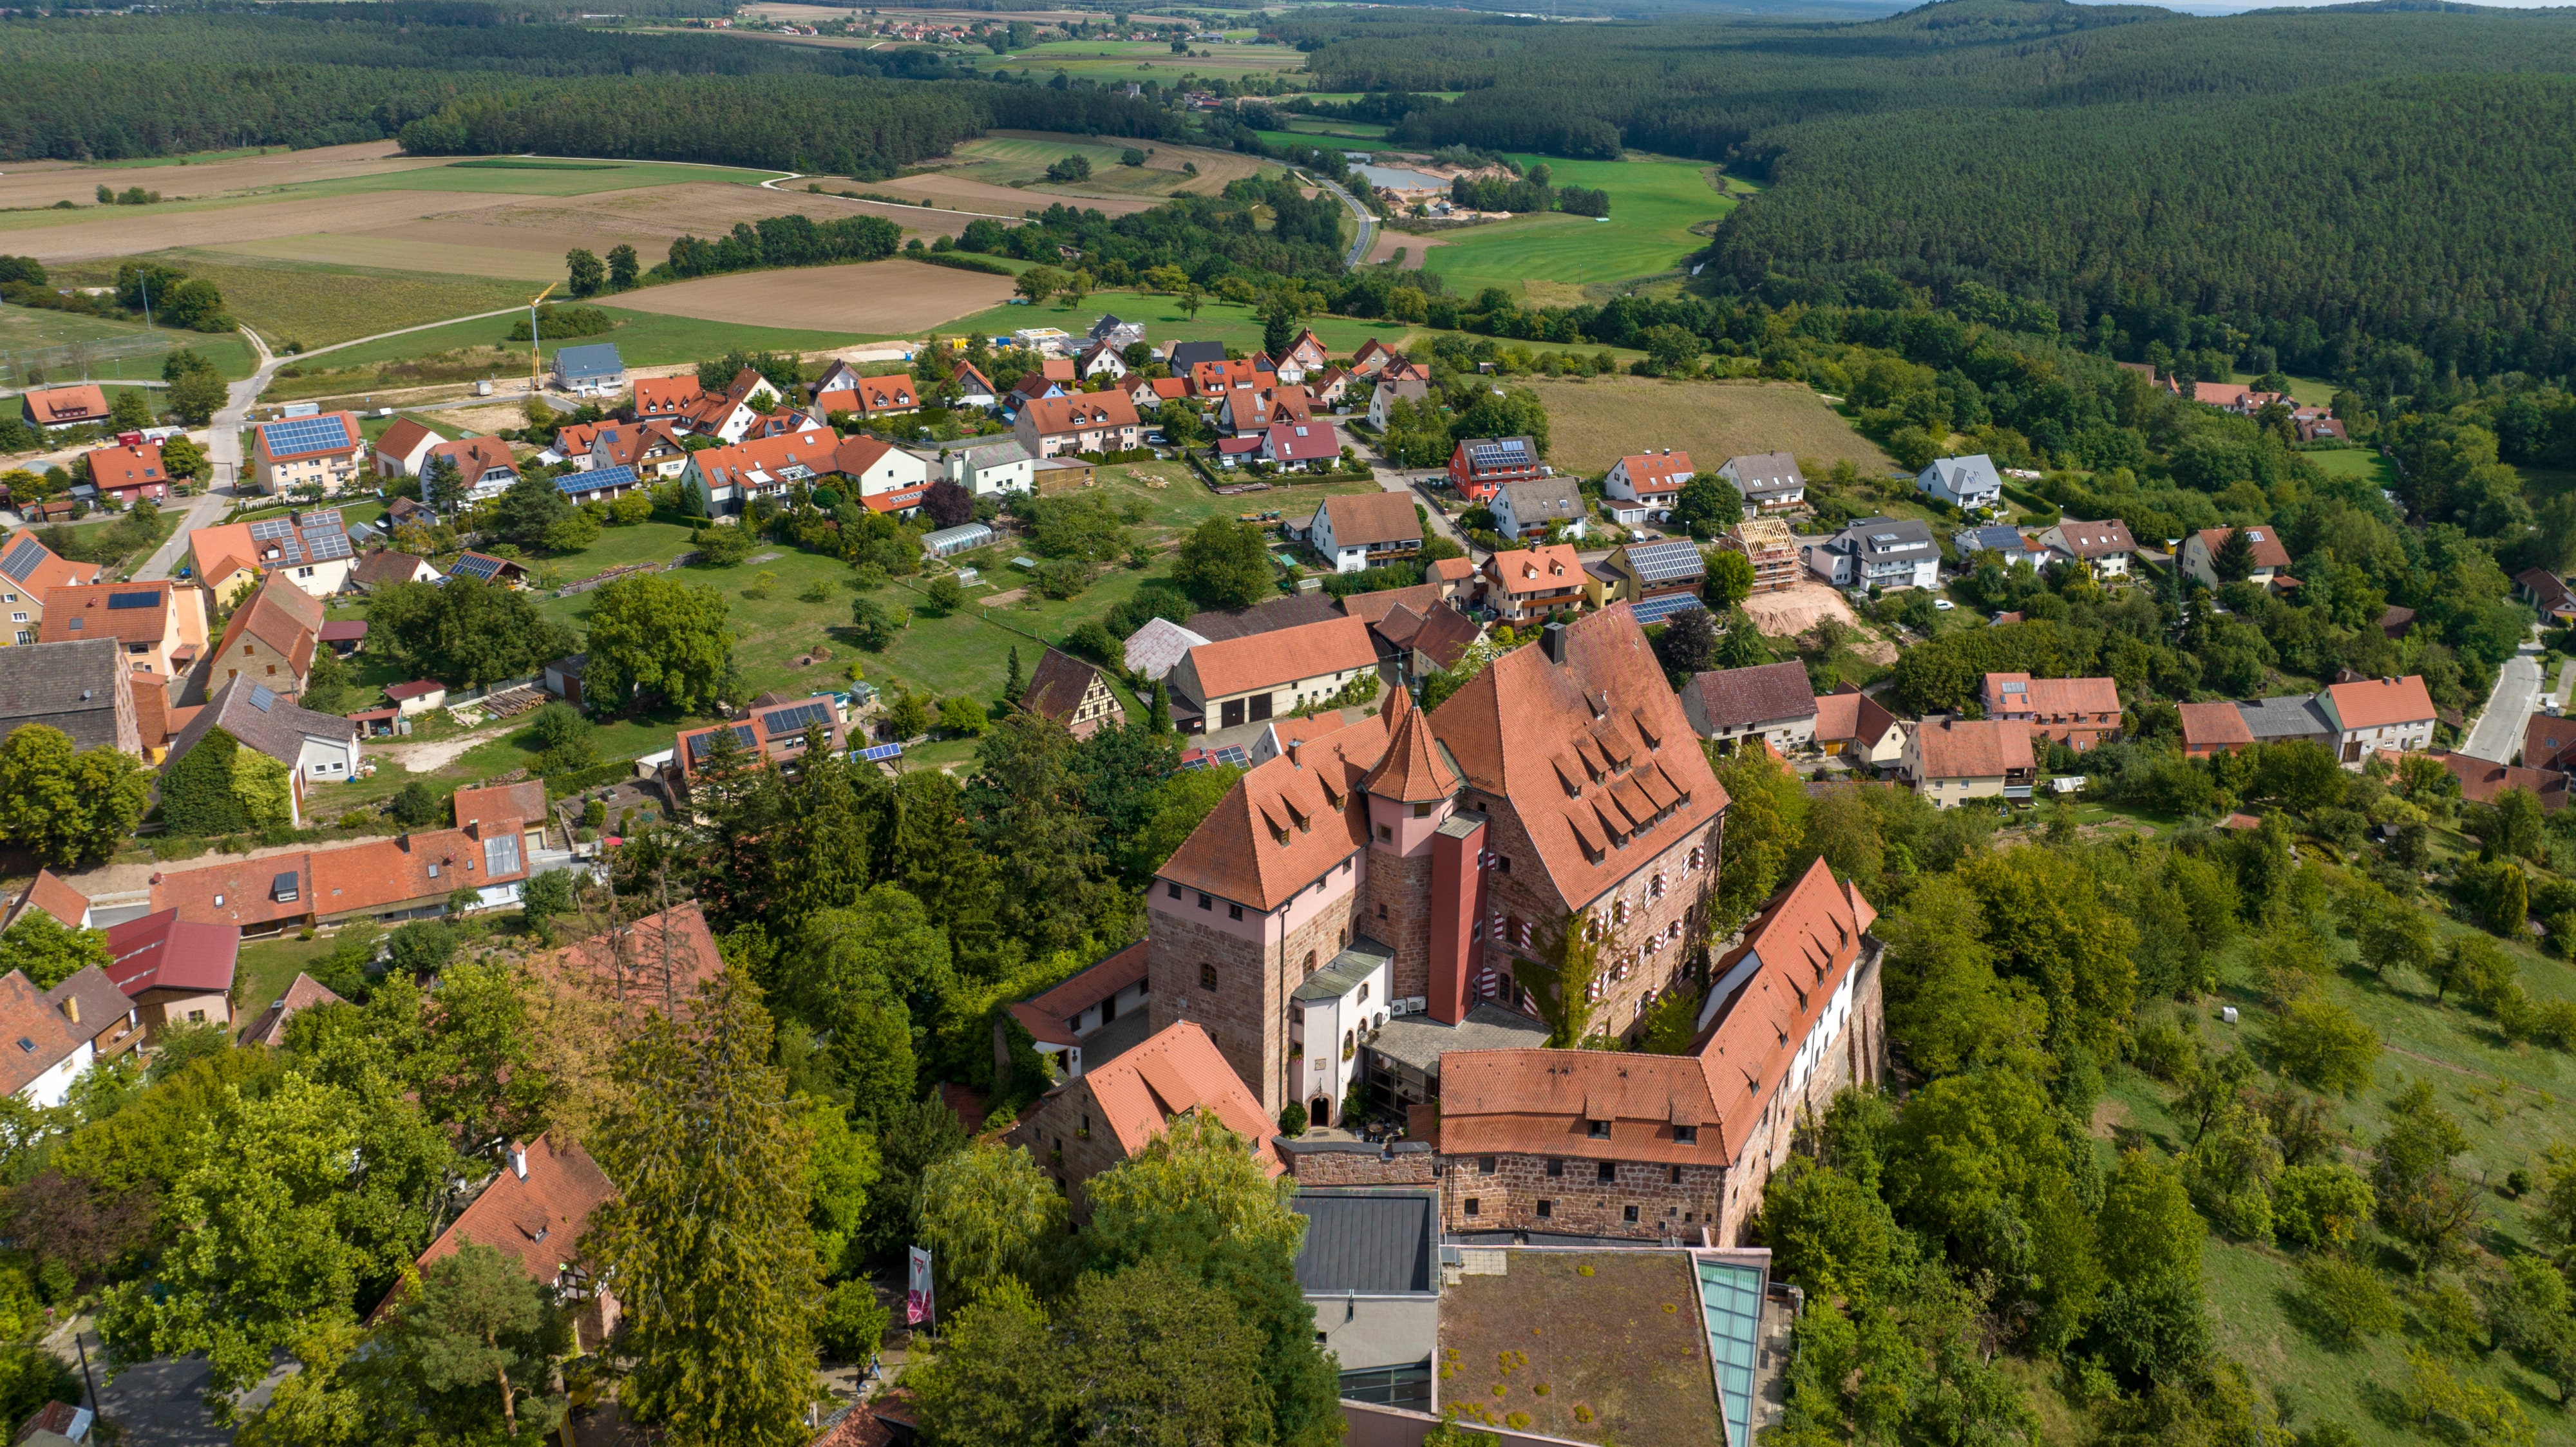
907,1246,933,1327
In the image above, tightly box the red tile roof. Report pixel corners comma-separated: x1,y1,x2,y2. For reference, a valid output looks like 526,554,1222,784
1980,672,2119,719
375,417,444,462
5,869,89,931
538,903,725,1022
0,966,132,1097
2195,525,2291,571
1687,661,1817,731
1020,392,1141,437
2326,675,2436,730
1008,941,1148,1048
39,581,175,647
103,908,238,998
1189,359,1260,396
1157,709,1385,911
0,529,98,596
397,1133,615,1307
1484,545,1585,598
2049,518,2136,558
2177,701,2255,751
23,384,109,426
1810,687,1899,748
236,970,345,1047
2526,712,2576,772
1360,688,1461,804
1616,451,1693,489
1080,1021,1282,1174
1911,716,2034,779
84,441,169,493
2431,750,2570,810
147,821,533,929
426,435,517,488
453,780,547,834
1184,615,1378,700
1264,420,1340,464
688,426,840,493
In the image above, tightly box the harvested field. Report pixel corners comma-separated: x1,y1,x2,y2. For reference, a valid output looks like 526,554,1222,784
214,227,574,282
1526,375,1892,478
601,259,1018,334
819,171,1161,218
964,131,1263,196
0,141,436,211
152,251,535,349
1363,231,1444,268
0,187,528,263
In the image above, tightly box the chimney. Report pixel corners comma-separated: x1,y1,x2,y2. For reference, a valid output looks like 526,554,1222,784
509,1144,529,1180
60,996,77,1025
1287,737,1303,768
1542,621,1568,665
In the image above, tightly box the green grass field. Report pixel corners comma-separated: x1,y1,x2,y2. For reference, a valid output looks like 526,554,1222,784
43,250,536,352
0,305,258,384
935,137,1211,198
1412,155,1747,303
289,159,782,198
2307,447,2397,491
992,37,1306,79
262,305,869,402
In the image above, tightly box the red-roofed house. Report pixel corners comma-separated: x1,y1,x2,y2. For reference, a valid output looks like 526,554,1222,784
82,440,175,505
2429,750,2570,811
1477,544,1586,625
1812,686,1905,766
1902,715,2036,804
3,869,93,931
372,418,448,478
382,1134,621,1348
1260,419,1341,471
1980,672,2122,750
19,384,110,433
1168,615,1379,735
1008,1019,1282,1214
2177,701,2257,757
831,434,932,504
2319,674,2436,763
102,908,239,1037
1003,941,1150,1079
236,971,346,1048
1,527,108,645
681,423,839,516
147,818,536,934
2181,525,2293,590
1604,449,1692,522
1189,359,1262,398
1014,392,1142,459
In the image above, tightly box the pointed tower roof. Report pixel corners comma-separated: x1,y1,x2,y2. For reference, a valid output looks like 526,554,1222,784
1363,687,1461,804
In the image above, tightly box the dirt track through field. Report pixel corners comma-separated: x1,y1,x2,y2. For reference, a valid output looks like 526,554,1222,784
600,258,1017,334
811,171,1162,218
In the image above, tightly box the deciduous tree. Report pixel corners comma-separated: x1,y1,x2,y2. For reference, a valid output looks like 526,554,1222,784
582,573,734,715
0,723,152,866
916,1142,1064,1308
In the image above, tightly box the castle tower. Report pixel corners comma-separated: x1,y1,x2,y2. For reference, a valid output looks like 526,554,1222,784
1358,688,1463,1007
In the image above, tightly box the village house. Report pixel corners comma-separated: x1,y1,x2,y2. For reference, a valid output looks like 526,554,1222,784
383,1134,623,1350
1002,941,1150,1085
1916,453,2003,511
102,907,238,1039
164,677,364,822
1902,716,2036,806
1189,358,1262,398
541,422,603,470
1220,386,1312,436
19,384,111,434
236,972,345,1048
448,551,531,589
832,434,934,511
1719,518,1801,594
37,579,208,699
1074,339,1127,381
2318,675,2438,763
186,571,325,705
946,360,998,408
0,966,140,1109
1166,614,1380,733
372,418,448,478
2432,752,2570,811
589,420,692,480
1305,492,1423,574
1478,544,1587,625
1007,372,1065,413
1367,377,1430,431
1307,368,1351,408
1813,685,1906,766
2518,569,2576,626
424,437,520,504
634,368,783,442
250,412,366,497
2037,518,2137,578
82,439,175,506
1015,392,1142,459
815,372,922,423
1009,1019,1283,1213
553,464,647,508
2177,701,2257,757
1604,449,1692,524
1805,516,1938,591
147,817,537,933
2,529,105,646
1490,477,1588,542
550,343,625,396
681,424,839,516
1980,672,2123,750
1349,339,1406,377
1261,421,1341,472
453,779,554,862
1584,538,1706,618
1021,647,1126,740
1448,435,1540,504
0,639,142,758
2181,525,2293,590
1681,661,1819,752
1953,525,2049,570
669,694,851,790
1716,451,1804,516
185,509,357,601
935,435,1039,496
1275,328,1331,384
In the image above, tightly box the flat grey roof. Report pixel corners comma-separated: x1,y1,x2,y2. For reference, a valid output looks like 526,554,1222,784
2237,694,2330,739
1291,1189,1438,1294
1367,1001,1551,1074
1294,936,1395,1003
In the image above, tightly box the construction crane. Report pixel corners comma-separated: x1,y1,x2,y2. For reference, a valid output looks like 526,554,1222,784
525,281,556,395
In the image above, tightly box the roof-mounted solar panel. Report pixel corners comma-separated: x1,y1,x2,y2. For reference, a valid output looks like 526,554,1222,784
0,538,47,583
107,590,159,609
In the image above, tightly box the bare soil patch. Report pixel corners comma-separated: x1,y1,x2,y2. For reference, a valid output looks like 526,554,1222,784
1,188,527,265
1741,581,1893,664
0,141,435,212
828,171,1160,218
1526,374,1893,479
601,258,1016,334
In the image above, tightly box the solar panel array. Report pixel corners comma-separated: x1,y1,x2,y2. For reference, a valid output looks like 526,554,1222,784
107,590,160,610
1626,540,1705,586
249,517,298,542
687,723,759,761
1465,440,1530,471
1628,592,1709,627
450,554,504,582
484,833,523,876
760,701,834,735
0,537,46,583
248,683,279,713
556,465,638,497
258,414,353,458
857,742,904,762
299,515,353,563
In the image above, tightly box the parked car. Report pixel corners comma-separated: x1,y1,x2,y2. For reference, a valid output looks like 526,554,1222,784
1933,598,1955,611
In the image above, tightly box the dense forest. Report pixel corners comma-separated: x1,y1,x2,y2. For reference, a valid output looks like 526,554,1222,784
1274,0,2576,381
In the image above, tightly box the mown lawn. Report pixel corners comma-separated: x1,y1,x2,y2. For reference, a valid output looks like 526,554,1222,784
0,304,259,383
274,306,874,382
1413,155,1749,303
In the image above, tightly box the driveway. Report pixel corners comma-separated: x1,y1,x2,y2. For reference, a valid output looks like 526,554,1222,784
2460,638,2545,763
1368,463,1473,556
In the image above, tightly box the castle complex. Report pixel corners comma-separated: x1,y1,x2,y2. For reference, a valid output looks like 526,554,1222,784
1137,605,1888,1245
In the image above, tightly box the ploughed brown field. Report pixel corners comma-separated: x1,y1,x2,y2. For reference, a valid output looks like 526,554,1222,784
598,258,1018,335
0,141,438,211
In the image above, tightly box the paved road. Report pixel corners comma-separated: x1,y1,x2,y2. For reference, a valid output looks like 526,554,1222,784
1368,461,1473,555
2461,638,2546,763
1309,173,1378,269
